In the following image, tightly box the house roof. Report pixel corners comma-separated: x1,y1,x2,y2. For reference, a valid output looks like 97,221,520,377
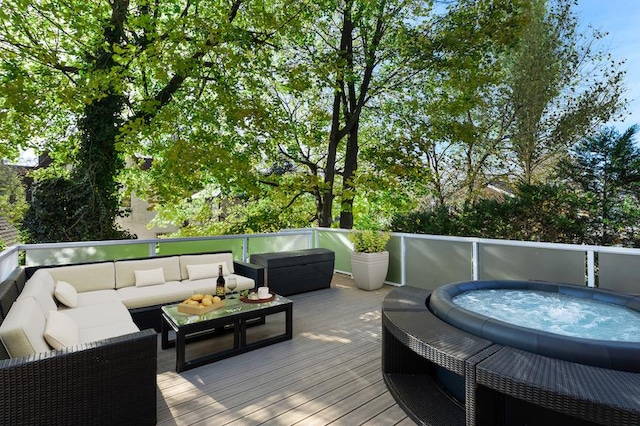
0,217,20,247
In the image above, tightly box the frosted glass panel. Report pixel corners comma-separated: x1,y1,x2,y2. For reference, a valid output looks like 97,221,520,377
0,250,19,281
158,239,241,257
317,231,352,273
386,235,402,284
598,253,640,294
25,244,150,266
405,238,472,290
248,234,309,256
478,245,584,285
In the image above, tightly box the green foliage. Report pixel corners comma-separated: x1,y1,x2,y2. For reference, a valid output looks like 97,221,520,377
21,177,132,243
391,205,460,236
349,229,391,253
556,126,640,246
0,163,27,225
0,0,632,242
392,183,590,245
508,0,626,183
1,0,309,241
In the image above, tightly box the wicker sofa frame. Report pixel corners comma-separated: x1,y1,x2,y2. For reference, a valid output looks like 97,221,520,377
382,286,640,426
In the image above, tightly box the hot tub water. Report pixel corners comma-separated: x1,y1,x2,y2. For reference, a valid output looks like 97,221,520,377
453,289,640,342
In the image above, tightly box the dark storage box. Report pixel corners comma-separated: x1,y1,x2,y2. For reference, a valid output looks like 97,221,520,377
250,248,335,296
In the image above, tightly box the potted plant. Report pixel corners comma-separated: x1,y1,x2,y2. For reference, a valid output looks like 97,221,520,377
349,229,391,291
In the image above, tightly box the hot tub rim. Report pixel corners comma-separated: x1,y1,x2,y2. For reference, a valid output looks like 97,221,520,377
429,280,640,373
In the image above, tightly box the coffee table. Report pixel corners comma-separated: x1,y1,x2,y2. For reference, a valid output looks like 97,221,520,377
161,295,293,372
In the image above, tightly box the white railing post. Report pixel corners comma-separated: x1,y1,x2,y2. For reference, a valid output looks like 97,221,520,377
472,240,479,281
400,235,406,286
242,237,249,262
587,250,595,287
149,242,157,257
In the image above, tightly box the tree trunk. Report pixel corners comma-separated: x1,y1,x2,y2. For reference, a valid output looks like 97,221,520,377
74,0,129,239
318,2,354,228
340,120,359,229
319,91,342,227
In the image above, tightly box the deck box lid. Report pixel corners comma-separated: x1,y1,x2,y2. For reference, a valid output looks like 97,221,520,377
250,248,334,269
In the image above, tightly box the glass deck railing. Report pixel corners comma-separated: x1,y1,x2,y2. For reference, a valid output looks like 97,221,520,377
2,228,640,294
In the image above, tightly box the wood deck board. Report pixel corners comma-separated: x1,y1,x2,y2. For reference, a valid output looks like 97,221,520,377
156,274,416,425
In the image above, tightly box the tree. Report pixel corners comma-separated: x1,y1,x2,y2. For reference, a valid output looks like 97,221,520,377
379,0,529,206
1,0,307,241
246,0,429,229
556,125,640,246
507,0,626,184
379,0,626,210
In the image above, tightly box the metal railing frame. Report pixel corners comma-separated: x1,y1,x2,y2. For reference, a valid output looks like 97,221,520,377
3,228,640,290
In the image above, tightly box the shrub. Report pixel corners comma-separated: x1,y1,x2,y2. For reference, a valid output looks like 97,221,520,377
350,229,391,253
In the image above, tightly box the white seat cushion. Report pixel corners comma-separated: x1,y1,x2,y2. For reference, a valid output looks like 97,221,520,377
62,302,134,328
79,321,140,344
63,289,121,308
44,310,80,350
117,281,193,309
182,274,255,294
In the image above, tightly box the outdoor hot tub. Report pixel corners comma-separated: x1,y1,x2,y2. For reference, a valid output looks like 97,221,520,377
381,283,640,425
429,280,640,373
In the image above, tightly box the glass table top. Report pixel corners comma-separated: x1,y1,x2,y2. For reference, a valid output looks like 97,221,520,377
162,295,292,326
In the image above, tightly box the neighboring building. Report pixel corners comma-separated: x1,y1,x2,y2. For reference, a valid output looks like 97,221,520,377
115,156,179,239
116,193,179,240
9,154,178,240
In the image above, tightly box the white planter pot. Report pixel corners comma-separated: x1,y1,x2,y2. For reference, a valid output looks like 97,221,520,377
350,251,389,291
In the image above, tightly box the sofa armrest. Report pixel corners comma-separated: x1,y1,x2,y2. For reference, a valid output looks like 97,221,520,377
0,329,157,426
234,261,264,288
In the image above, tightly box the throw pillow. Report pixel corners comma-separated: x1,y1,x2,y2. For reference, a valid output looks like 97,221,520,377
134,268,166,287
187,263,228,280
44,310,80,350
54,280,78,308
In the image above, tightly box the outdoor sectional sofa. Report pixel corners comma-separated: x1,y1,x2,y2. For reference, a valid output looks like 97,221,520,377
0,251,263,425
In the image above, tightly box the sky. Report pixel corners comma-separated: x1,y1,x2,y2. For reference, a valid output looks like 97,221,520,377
573,0,640,132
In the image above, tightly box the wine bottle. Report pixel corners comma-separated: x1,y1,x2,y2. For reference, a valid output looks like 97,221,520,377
216,265,226,299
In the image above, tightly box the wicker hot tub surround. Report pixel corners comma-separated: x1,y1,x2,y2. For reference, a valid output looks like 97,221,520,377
382,285,640,426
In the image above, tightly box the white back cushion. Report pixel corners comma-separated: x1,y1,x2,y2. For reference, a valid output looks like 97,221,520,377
0,297,51,357
180,253,234,280
46,262,116,292
115,256,181,289
186,263,228,280
18,270,58,318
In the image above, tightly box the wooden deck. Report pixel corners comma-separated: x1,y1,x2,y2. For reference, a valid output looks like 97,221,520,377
156,274,416,425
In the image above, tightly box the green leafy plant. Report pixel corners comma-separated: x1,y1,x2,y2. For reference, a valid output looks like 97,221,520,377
350,230,391,253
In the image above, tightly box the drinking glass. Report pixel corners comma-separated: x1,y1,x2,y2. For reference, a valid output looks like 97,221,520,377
227,277,238,299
